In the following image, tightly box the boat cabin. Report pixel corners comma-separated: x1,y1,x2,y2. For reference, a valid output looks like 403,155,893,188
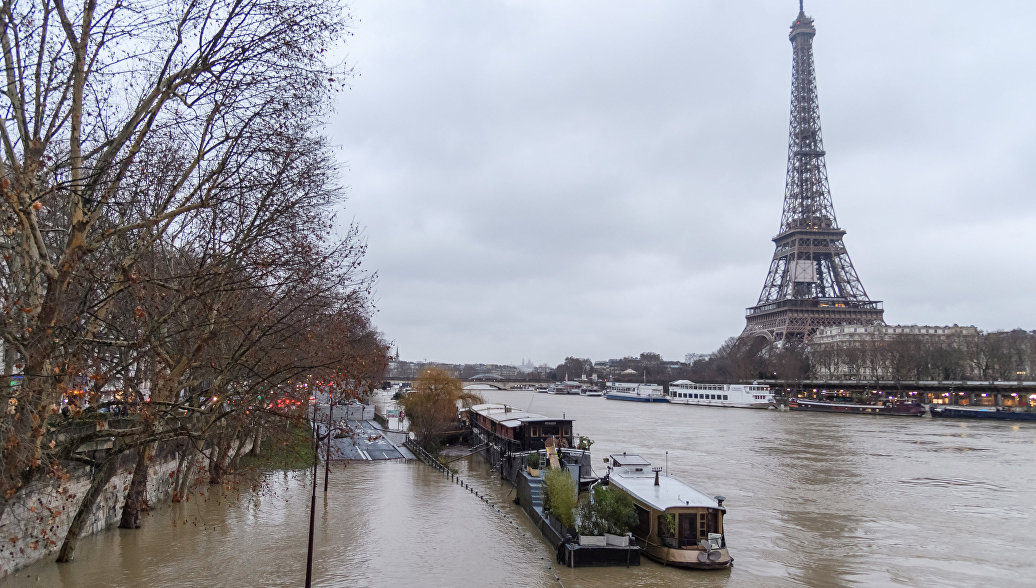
607,453,732,569
468,404,574,452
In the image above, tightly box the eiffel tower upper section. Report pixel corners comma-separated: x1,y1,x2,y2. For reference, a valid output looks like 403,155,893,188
742,2,884,344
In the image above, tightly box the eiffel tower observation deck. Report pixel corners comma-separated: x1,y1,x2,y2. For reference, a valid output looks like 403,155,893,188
742,2,884,344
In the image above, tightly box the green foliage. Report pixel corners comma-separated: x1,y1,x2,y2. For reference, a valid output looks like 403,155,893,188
239,423,314,471
576,495,607,536
526,452,540,470
577,435,594,451
576,484,638,536
660,513,677,537
543,468,577,529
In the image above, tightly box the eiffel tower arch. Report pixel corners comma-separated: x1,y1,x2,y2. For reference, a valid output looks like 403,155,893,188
742,2,884,345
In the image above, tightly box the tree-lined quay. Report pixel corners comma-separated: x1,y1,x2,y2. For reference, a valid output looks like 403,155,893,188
0,0,388,571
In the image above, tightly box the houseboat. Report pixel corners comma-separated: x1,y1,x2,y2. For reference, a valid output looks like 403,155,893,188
930,405,1036,421
604,383,669,403
788,396,925,416
668,380,775,409
580,386,603,397
467,403,575,453
605,454,732,570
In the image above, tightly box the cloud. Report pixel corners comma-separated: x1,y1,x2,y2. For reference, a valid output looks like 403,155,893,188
331,0,1036,364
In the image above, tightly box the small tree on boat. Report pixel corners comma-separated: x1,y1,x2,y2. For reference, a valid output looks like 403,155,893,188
543,467,577,530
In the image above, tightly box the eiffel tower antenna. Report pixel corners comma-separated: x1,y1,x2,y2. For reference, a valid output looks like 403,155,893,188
741,4,884,344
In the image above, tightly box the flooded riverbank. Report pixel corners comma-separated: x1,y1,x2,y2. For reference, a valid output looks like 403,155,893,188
8,390,1036,587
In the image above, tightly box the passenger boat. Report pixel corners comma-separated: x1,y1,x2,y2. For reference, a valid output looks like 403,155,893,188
604,383,669,403
535,386,549,393
605,453,732,570
788,397,925,416
668,380,775,409
930,405,1036,421
580,386,603,397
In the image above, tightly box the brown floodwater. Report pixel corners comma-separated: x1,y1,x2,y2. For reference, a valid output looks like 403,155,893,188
6,389,1036,587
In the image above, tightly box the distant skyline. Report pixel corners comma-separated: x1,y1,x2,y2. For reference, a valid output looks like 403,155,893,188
331,1,1036,365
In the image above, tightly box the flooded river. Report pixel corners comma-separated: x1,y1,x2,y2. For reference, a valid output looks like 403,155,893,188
7,389,1035,587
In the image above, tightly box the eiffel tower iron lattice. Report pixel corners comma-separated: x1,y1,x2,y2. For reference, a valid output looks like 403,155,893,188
742,2,884,344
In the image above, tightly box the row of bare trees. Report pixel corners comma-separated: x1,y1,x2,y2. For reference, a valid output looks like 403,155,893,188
696,329,1036,384
0,0,388,563
808,329,1036,382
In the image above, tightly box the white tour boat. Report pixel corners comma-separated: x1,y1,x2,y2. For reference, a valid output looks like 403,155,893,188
604,383,669,403
667,380,775,409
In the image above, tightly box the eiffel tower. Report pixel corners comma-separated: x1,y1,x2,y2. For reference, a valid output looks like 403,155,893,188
742,2,884,344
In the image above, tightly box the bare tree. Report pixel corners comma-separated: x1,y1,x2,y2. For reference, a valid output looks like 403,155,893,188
1,0,367,545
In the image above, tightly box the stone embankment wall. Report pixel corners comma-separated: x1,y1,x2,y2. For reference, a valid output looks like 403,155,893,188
0,439,251,576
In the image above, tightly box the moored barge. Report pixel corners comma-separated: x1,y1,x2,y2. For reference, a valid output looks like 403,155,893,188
930,405,1036,421
788,397,925,416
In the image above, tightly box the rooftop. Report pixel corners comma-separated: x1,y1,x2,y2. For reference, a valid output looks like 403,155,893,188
607,454,719,511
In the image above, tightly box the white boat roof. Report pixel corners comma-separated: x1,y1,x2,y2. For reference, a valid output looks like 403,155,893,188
607,454,718,510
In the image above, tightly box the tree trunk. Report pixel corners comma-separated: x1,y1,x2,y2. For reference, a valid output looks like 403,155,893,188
56,457,119,563
118,443,154,529
251,428,263,456
173,448,196,503
208,436,227,485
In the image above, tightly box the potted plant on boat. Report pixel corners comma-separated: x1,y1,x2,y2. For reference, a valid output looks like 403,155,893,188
597,485,636,546
543,467,577,535
659,513,679,548
576,494,607,546
576,485,637,547
526,452,540,477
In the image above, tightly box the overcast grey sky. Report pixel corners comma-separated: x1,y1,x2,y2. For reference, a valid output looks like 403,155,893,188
330,1,1036,366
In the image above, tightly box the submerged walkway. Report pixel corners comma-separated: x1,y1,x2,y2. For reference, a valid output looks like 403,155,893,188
316,403,414,461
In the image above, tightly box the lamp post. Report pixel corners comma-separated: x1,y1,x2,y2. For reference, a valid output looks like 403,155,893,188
305,395,318,587
324,386,333,493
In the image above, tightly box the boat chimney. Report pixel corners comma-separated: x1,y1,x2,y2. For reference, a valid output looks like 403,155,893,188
652,466,662,486
715,495,725,507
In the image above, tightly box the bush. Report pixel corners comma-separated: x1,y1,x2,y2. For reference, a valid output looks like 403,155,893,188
526,452,540,469
543,468,577,529
576,484,638,536
576,494,607,535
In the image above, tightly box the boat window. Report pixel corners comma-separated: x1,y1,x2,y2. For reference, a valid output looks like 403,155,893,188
707,509,720,536
723,395,729,400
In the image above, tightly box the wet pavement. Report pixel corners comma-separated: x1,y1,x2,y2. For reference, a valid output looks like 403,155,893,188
315,403,413,461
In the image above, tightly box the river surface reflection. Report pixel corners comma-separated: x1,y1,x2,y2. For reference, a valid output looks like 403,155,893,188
7,389,1036,587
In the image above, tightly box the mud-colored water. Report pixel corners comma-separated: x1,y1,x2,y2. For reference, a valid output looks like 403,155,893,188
7,389,1035,587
